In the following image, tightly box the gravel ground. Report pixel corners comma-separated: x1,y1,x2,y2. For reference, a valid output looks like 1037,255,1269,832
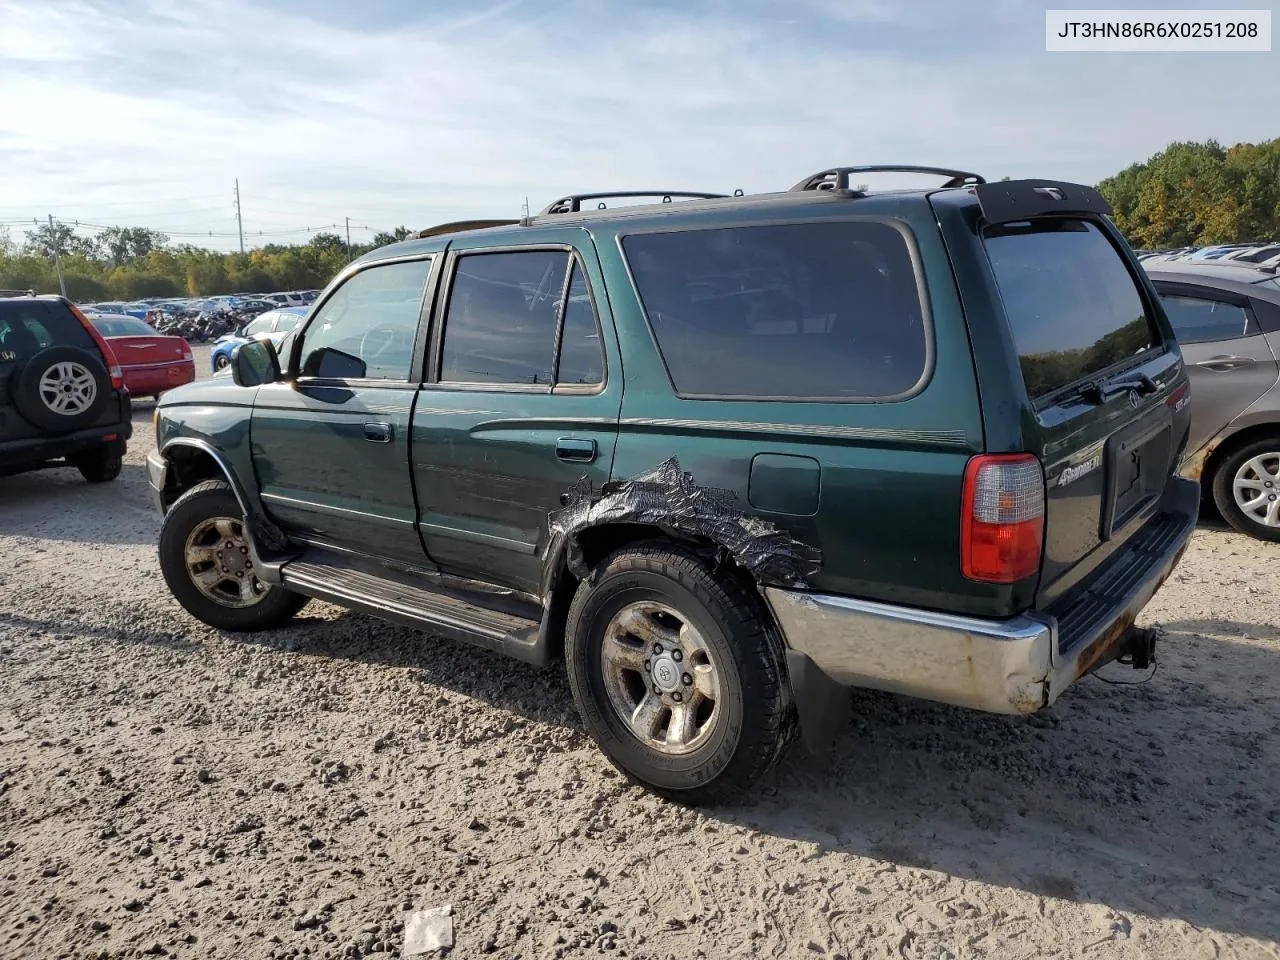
2,351,1279,959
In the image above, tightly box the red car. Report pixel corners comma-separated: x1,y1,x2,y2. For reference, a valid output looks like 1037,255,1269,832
86,314,195,400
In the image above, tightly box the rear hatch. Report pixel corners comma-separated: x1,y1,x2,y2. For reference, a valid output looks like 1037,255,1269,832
981,217,1191,614
2,299,112,441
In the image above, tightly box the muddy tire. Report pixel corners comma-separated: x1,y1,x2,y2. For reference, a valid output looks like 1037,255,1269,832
565,542,794,804
159,479,309,631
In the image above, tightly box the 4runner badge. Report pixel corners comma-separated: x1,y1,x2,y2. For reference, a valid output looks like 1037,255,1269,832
1057,455,1101,488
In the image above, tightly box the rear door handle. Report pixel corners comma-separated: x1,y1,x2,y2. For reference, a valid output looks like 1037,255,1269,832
1196,355,1256,372
556,437,597,463
364,421,392,443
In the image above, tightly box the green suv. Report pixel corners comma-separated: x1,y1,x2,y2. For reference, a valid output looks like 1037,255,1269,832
148,168,1198,802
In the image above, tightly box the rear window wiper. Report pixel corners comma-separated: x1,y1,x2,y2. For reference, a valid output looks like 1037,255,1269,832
1062,372,1158,406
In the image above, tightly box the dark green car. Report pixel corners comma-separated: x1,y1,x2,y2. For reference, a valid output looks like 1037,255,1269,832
147,168,1198,802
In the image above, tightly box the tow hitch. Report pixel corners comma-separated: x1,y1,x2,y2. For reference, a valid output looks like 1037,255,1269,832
1120,625,1158,670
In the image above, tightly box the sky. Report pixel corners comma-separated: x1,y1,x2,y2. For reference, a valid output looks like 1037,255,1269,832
0,0,1275,252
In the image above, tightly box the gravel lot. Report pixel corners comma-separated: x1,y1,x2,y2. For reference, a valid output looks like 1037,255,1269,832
2,348,1279,959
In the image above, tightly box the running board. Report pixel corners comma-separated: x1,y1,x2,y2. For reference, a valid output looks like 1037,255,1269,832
279,548,549,667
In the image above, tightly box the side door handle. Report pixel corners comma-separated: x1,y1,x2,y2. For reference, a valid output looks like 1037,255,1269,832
364,421,392,443
1195,355,1256,372
556,437,597,463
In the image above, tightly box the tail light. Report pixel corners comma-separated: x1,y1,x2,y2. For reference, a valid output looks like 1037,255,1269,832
68,302,124,389
180,339,193,361
961,454,1045,583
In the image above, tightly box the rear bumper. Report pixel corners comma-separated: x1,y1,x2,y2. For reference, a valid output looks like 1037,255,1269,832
122,361,195,397
766,476,1198,715
0,418,132,473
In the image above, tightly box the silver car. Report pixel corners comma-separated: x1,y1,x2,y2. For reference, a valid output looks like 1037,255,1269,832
1146,261,1280,540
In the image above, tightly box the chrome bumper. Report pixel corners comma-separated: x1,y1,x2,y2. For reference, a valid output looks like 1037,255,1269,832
145,448,167,513
765,591,1057,713
765,479,1197,715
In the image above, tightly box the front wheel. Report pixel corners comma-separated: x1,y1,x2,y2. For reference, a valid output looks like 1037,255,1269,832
214,354,231,371
1212,438,1280,542
159,479,309,630
565,543,794,804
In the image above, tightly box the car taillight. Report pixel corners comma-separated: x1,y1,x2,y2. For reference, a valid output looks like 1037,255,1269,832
69,302,124,389
961,454,1045,584
180,338,193,361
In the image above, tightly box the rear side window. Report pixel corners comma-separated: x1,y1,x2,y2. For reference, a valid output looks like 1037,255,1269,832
441,251,567,385
984,220,1159,400
1159,294,1249,344
439,250,607,390
0,302,95,362
622,221,928,400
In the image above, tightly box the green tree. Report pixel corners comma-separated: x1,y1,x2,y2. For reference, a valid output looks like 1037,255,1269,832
371,226,414,247
1098,138,1280,248
99,226,169,264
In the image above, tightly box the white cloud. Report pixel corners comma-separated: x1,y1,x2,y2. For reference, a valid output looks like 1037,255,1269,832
0,0,1274,251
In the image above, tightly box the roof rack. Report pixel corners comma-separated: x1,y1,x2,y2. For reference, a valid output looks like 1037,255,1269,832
540,191,732,215
790,165,987,193
416,219,520,239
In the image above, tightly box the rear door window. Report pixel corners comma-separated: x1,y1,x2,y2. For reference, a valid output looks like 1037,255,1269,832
983,219,1160,401
622,220,928,400
1158,294,1249,344
440,250,569,385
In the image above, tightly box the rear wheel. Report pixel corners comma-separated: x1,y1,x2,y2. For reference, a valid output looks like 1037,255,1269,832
74,445,122,483
159,479,309,630
564,542,794,804
1212,437,1280,542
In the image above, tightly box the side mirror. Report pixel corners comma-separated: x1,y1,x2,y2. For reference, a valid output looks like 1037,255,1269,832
231,339,282,387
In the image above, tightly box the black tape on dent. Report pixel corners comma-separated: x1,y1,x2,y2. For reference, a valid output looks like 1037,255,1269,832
547,457,822,588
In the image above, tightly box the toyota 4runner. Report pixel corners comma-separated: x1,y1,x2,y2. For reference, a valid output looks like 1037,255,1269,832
147,168,1198,802
1,293,132,482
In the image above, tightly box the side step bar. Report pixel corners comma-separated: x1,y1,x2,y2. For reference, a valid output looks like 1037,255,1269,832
279,549,549,667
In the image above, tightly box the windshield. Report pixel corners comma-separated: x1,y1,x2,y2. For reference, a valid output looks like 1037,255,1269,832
984,219,1160,401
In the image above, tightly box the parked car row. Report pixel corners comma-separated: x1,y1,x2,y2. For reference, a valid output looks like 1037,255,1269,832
1138,242,1280,270
80,290,319,342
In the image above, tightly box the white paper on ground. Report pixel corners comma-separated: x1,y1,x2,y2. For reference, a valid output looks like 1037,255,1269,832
402,905,454,955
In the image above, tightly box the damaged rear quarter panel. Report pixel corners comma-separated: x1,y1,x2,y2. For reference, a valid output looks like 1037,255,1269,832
591,201,1000,616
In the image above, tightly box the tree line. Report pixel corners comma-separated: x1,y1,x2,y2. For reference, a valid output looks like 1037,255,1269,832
1,138,1276,301
0,224,416,301
1097,138,1280,249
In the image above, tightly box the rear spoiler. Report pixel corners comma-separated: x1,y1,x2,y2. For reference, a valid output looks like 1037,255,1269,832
974,179,1113,225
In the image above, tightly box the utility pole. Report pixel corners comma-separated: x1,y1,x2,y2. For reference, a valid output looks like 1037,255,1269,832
48,215,68,299
234,178,245,254
345,217,352,260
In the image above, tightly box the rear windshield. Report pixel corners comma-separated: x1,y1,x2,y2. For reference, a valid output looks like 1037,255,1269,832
984,219,1159,400
91,317,156,337
0,301,96,362
623,220,928,400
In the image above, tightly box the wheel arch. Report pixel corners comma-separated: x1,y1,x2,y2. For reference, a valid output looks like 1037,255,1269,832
159,438,251,514
1200,420,1280,490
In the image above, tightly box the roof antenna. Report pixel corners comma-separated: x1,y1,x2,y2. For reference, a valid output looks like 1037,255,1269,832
520,196,532,227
